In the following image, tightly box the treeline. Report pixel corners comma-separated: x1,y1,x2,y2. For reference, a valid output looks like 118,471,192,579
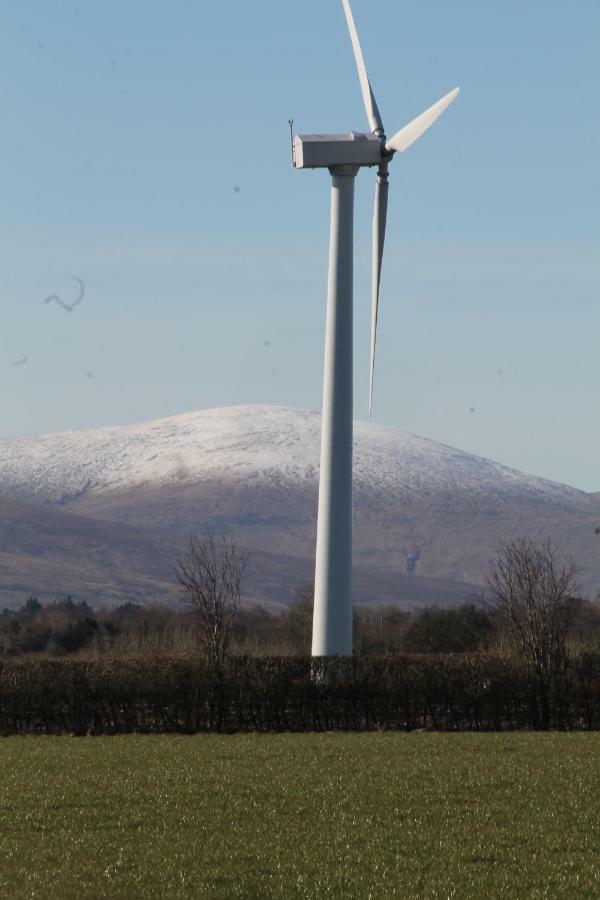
0,597,194,658
2,536,598,732
2,594,600,659
1,653,599,734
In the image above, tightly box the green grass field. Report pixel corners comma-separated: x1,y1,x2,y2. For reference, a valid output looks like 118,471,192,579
0,733,598,898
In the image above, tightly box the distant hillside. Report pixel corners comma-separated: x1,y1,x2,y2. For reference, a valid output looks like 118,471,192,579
0,495,478,611
1,405,599,607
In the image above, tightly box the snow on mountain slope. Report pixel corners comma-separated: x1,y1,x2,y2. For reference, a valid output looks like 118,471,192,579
1,406,600,599
0,405,589,509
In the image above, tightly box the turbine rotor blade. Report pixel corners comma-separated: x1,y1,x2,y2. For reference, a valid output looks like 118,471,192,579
341,0,384,134
385,87,460,153
369,164,389,421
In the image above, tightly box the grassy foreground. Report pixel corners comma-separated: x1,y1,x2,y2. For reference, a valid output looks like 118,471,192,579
0,734,599,898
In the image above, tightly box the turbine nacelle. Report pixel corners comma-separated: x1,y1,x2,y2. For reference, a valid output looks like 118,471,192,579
293,131,384,170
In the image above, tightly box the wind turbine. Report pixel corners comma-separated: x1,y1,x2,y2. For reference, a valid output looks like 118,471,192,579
292,0,459,656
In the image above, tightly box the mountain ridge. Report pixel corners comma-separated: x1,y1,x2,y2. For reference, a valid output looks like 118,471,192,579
0,404,590,506
1,405,599,605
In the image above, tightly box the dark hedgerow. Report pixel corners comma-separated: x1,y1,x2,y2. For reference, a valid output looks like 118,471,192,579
0,653,598,735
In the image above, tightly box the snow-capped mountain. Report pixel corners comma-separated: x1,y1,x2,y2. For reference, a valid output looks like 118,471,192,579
1,405,599,606
0,404,588,507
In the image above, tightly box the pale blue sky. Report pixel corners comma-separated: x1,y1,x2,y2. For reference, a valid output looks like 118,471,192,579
1,1,599,489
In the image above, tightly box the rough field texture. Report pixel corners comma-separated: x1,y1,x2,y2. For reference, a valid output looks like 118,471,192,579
1,733,598,898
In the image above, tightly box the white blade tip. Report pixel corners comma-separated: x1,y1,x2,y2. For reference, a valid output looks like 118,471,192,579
385,87,460,154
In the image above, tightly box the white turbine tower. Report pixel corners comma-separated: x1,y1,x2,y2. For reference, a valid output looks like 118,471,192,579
292,0,459,656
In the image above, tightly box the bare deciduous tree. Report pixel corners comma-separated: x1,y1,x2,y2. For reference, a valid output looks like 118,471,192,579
486,537,578,728
176,529,249,668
